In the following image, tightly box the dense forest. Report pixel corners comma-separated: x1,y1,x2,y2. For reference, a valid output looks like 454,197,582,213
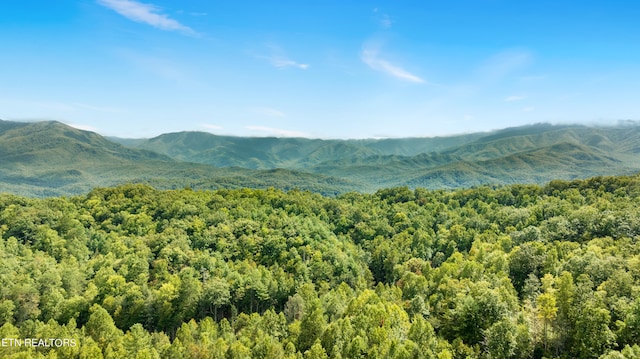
2,175,640,358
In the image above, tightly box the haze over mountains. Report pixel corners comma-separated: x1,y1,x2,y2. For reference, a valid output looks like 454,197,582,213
2,119,640,197
0,120,357,197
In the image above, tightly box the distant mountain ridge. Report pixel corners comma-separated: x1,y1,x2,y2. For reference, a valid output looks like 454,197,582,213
2,119,640,197
113,122,640,188
113,130,485,169
0,120,358,197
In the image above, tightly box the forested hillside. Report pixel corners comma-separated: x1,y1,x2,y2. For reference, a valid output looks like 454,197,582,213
119,130,485,169
2,175,640,358
0,120,357,197
4,120,640,197
108,122,640,190
106,122,640,192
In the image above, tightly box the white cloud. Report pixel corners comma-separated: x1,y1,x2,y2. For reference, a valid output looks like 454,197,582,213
504,95,526,102
97,0,197,35
252,107,285,118
269,58,309,70
361,44,424,83
255,44,309,70
523,107,535,112
245,126,307,137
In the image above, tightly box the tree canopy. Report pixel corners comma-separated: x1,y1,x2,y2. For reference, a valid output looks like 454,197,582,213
1,175,640,358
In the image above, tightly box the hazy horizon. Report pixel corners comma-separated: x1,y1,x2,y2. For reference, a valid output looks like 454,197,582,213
2,1,639,138
5,118,640,141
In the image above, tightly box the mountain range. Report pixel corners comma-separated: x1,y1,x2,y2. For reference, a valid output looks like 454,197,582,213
2,119,640,197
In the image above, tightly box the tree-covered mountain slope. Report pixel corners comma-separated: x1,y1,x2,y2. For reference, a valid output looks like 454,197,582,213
3,119,640,197
402,142,632,189
0,120,359,197
115,122,640,190
302,126,640,189
112,130,485,169
117,122,640,167
441,123,640,161
0,120,171,164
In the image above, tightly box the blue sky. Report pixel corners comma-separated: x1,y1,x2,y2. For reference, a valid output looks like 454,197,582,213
1,0,639,138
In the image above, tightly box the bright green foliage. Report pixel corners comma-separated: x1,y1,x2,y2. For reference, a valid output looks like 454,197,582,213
304,341,329,359
484,319,517,359
0,175,640,357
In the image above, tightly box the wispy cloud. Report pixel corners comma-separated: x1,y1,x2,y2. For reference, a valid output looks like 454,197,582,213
504,95,526,102
177,10,208,17
245,126,307,137
478,48,533,80
523,107,535,112
372,8,392,28
270,58,309,69
255,44,309,70
380,15,392,28
252,107,285,118
97,0,197,35
361,43,424,83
